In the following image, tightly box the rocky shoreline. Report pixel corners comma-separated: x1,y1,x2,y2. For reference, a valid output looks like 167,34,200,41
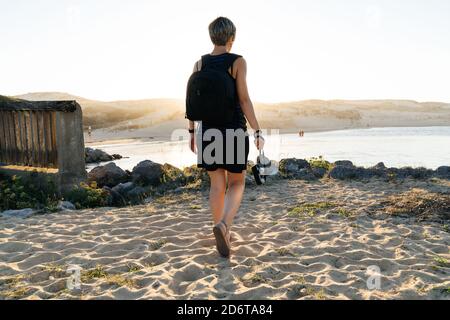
1,151,449,217
86,155,450,208
85,147,123,164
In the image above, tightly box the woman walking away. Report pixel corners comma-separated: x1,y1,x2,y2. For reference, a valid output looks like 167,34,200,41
186,17,265,257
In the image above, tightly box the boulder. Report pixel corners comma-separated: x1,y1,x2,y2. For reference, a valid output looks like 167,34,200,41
112,182,135,195
333,160,354,168
102,186,127,207
436,166,450,179
57,201,76,211
126,186,148,205
362,162,388,179
88,163,129,187
85,148,113,163
329,165,360,180
372,162,387,170
279,158,316,180
312,167,327,178
390,167,434,179
1,208,35,219
409,167,434,179
132,160,164,186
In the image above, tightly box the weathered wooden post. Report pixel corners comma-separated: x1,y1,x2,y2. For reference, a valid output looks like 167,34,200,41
0,95,87,194
55,103,87,192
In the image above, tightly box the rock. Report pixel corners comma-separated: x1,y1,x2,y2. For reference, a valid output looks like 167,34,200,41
372,162,387,170
1,208,35,219
132,160,164,186
112,182,135,195
126,186,148,205
111,154,123,160
390,167,434,179
410,167,434,179
88,163,129,188
312,167,327,178
334,160,354,168
57,201,76,211
361,162,388,179
102,186,127,207
279,158,310,172
85,148,114,164
436,166,450,179
329,165,360,180
279,158,316,180
389,167,413,179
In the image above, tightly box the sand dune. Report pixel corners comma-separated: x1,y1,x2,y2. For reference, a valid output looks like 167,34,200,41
15,92,450,142
1,178,448,300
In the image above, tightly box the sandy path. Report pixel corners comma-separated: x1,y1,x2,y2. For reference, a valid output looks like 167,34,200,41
0,178,449,300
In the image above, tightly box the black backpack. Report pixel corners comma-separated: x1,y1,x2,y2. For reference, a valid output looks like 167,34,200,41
186,54,241,126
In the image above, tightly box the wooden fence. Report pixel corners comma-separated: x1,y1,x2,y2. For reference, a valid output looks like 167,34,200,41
0,96,87,192
0,110,58,168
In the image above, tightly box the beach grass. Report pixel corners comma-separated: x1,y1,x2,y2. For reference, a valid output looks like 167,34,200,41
288,201,336,218
150,239,167,251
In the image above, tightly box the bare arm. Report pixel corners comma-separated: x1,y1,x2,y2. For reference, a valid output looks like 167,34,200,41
235,58,261,132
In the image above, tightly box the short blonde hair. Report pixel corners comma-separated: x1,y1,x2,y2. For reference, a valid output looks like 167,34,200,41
209,17,236,46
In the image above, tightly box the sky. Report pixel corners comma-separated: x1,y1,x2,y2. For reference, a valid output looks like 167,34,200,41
1,0,450,103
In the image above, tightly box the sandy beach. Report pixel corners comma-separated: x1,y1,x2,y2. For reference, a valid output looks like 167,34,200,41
1,177,448,300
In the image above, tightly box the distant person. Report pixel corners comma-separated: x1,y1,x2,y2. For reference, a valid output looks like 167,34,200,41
186,17,264,257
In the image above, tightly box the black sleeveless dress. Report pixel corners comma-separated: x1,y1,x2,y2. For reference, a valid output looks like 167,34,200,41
196,53,249,173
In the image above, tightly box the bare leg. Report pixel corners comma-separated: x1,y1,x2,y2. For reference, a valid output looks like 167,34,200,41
207,169,227,225
222,170,246,228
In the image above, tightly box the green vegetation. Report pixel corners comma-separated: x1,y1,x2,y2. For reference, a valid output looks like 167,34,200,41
81,265,108,282
127,263,143,273
160,164,186,187
81,265,136,288
182,166,209,188
104,274,136,288
1,287,31,299
243,273,267,285
0,173,109,212
306,287,326,300
0,95,21,103
0,274,29,299
308,156,334,171
42,264,66,277
150,239,167,251
292,275,306,284
434,256,449,268
288,202,337,218
65,182,109,209
0,174,58,211
336,208,353,218
275,248,295,256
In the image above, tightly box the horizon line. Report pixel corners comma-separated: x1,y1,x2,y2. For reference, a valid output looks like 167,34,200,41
8,91,450,105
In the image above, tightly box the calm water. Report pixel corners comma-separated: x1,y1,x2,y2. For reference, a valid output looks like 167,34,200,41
87,126,450,171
